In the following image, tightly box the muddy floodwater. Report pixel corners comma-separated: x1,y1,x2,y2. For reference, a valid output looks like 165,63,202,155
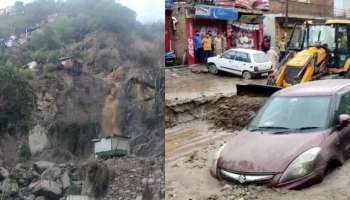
166,122,350,200
165,67,350,200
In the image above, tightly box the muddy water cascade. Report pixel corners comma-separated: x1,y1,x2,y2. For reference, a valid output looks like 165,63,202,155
101,86,121,137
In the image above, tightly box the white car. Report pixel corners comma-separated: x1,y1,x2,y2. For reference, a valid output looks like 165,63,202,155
207,48,273,79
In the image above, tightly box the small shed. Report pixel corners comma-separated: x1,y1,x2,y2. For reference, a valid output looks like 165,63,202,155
59,56,74,69
92,135,130,159
58,56,82,76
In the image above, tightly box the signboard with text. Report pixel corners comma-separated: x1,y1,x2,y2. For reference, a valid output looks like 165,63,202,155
195,6,238,21
165,0,173,10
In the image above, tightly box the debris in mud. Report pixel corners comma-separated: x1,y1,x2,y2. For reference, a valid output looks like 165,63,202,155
190,67,208,74
207,194,219,200
204,184,262,200
183,148,208,169
186,151,198,163
166,94,229,128
209,96,266,130
166,95,266,130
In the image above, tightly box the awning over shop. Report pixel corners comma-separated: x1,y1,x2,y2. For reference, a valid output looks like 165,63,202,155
195,5,239,21
165,0,173,10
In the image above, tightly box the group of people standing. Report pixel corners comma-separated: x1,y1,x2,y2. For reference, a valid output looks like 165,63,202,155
193,30,227,64
193,29,288,72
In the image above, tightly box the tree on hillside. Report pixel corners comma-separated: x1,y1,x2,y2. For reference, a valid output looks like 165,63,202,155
0,64,34,134
0,0,163,68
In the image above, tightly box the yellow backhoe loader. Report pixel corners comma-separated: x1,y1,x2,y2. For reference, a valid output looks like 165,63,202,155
237,19,350,96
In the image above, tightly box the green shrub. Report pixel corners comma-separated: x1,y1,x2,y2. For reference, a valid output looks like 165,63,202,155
0,63,34,134
18,143,31,162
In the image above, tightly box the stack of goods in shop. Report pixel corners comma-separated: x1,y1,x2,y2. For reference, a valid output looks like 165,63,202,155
214,0,269,11
215,0,235,7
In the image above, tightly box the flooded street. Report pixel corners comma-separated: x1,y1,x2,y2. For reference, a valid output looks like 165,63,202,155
165,66,350,200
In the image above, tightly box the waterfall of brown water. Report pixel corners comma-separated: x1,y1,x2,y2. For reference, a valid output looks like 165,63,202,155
101,86,121,137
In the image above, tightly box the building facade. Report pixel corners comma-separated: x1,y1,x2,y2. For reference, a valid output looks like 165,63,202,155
167,0,269,65
334,0,350,18
264,0,334,50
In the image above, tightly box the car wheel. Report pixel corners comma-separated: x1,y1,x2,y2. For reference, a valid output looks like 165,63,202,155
242,71,252,80
208,64,219,75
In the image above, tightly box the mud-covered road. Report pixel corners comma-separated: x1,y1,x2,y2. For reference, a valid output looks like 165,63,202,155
165,66,350,200
165,65,265,101
166,122,350,200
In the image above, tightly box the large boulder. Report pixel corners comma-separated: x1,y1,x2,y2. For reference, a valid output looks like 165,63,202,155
0,167,9,181
28,125,50,155
0,178,19,197
33,161,55,174
35,196,46,200
14,164,38,187
41,166,62,182
61,170,71,190
29,180,63,200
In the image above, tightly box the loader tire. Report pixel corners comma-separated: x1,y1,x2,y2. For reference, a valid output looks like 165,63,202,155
266,75,275,86
345,71,350,79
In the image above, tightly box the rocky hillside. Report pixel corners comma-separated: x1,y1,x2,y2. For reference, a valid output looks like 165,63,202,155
0,0,164,165
0,0,164,199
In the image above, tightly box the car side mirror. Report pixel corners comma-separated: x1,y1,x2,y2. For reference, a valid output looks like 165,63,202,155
337,114,350,129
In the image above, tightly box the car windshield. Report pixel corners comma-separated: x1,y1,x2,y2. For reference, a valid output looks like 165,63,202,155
253,53,269,63
248,96,331,133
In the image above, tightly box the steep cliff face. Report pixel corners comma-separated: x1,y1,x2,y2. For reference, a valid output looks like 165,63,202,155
25,63,164,162
29,70,112,161
119,67,165,157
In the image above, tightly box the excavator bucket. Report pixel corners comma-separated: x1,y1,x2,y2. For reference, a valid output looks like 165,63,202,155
236,84,282,97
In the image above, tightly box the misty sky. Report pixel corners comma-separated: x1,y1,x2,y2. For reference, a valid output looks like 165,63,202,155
0,0,164,23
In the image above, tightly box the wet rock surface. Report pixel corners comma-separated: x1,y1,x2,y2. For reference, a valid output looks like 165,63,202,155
29,180,63,199
0,156,164,200
119,67,165,157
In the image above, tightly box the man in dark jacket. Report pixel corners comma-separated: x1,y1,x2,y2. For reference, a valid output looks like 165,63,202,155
261,37,270,53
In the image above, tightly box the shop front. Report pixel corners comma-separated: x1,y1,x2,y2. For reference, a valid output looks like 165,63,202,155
185,5,264,65
227,14,264,50
186,5,239,65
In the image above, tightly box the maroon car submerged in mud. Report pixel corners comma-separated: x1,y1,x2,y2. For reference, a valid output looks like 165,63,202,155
211,79,350,190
